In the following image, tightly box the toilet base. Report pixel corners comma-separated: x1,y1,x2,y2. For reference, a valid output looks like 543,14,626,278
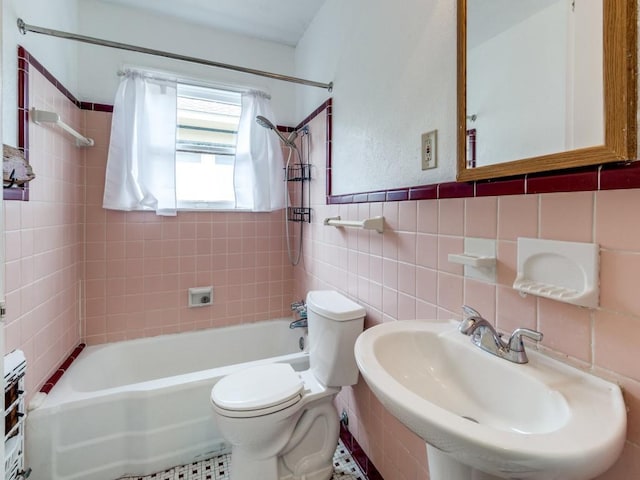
279,465,334,480
221,395,340,480
278,399,339,480
230,452,279,480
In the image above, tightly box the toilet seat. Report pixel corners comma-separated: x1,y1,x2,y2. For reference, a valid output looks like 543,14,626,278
211,363,304,418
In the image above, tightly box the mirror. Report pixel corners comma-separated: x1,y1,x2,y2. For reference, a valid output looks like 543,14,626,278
457,0,637,182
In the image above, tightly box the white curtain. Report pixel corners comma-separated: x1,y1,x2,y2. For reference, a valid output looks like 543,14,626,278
234,91,287,212
103,71,178,216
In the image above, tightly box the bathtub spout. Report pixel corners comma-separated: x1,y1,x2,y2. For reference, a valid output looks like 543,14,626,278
289,318,308,329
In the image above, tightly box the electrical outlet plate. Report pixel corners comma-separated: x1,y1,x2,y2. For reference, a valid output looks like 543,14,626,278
421,130,437,170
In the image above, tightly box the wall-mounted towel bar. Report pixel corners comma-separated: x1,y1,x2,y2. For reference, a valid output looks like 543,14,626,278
31,108,95,147
323,216,385,233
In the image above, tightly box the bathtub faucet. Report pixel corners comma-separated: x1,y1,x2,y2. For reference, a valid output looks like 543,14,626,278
290,300,308,329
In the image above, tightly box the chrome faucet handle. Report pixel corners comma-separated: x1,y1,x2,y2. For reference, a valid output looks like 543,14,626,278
459,305,486,334
462,305,483,320
507,328,543,352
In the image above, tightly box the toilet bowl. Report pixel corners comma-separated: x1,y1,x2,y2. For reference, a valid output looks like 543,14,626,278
210,290,365,480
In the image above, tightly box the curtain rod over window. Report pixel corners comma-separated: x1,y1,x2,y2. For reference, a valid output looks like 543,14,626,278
17,18,333,92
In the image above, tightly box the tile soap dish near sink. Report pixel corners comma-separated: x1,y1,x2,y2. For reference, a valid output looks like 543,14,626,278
513,237,599,308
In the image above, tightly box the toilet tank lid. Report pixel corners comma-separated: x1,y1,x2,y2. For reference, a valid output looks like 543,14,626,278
306,291,366,321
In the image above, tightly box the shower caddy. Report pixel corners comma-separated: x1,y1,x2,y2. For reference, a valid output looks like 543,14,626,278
285,129,311,224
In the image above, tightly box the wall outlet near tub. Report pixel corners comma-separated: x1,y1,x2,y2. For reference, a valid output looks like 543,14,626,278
421,129,437,170
188,286,213,307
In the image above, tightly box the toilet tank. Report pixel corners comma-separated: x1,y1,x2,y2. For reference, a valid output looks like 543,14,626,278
306,290,366,387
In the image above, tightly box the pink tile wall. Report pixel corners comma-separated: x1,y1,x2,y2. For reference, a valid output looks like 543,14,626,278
294,107,640,480
82,111,294,345
5,63,294,397
11,63,640,478
4,68,84,399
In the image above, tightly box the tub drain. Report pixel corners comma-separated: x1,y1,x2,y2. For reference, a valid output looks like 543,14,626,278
461,415,479,424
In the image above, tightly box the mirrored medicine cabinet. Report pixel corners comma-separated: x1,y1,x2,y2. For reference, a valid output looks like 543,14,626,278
457,0,637,182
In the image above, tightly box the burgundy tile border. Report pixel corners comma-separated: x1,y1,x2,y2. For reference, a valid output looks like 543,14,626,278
475,177,525,197
367,191,387,203
353,193,371,203
340,425,384,480
527,166,599,194
438,181,475,199
79,101,114,113
600,161,640,190
330,193,355,204
39,343,86,394
409,184,438,200
327,160,640,205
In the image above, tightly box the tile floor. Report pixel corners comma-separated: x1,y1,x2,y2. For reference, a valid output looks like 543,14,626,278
117,439,367,480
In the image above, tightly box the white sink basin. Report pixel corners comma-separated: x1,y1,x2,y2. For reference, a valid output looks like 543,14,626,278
354,319,626,480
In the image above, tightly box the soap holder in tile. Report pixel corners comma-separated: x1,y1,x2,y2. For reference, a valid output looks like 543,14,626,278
513,237,599,308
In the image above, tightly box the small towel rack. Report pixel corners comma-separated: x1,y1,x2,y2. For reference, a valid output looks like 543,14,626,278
323,216,385,233
31,108,94,147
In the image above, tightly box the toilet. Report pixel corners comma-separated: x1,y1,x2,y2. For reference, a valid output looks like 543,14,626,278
210,290,366,480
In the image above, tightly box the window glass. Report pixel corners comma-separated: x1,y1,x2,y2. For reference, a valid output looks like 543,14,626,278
175,84,242,209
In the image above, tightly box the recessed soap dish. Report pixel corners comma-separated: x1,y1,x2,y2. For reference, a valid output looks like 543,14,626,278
513,238,599,308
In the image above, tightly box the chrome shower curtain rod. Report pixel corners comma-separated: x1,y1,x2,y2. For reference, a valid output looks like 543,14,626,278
17,18,333,91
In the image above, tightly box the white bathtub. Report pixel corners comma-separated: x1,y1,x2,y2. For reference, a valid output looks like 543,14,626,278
26,319,309,480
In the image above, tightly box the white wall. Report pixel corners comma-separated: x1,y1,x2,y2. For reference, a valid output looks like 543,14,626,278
2,0,79,145
295,0,458,194
77,0,298,125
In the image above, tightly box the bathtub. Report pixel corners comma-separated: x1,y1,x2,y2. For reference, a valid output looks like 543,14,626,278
26,319,309,480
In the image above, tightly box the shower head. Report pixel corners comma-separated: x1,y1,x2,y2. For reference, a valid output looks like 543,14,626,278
255,115,276,130
255,115,298,147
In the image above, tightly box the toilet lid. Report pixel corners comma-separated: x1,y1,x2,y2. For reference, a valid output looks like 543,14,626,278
211,363,303,411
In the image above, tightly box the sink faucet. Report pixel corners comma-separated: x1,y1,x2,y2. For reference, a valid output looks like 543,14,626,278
290,300,308,329
459,305,543,364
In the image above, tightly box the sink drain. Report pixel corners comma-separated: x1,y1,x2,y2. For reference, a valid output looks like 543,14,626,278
461,415,479,424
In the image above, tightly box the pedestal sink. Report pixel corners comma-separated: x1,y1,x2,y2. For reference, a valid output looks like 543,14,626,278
354,319,626,480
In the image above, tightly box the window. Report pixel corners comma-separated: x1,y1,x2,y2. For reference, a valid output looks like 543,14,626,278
175,84,242,210
105,72,283,215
